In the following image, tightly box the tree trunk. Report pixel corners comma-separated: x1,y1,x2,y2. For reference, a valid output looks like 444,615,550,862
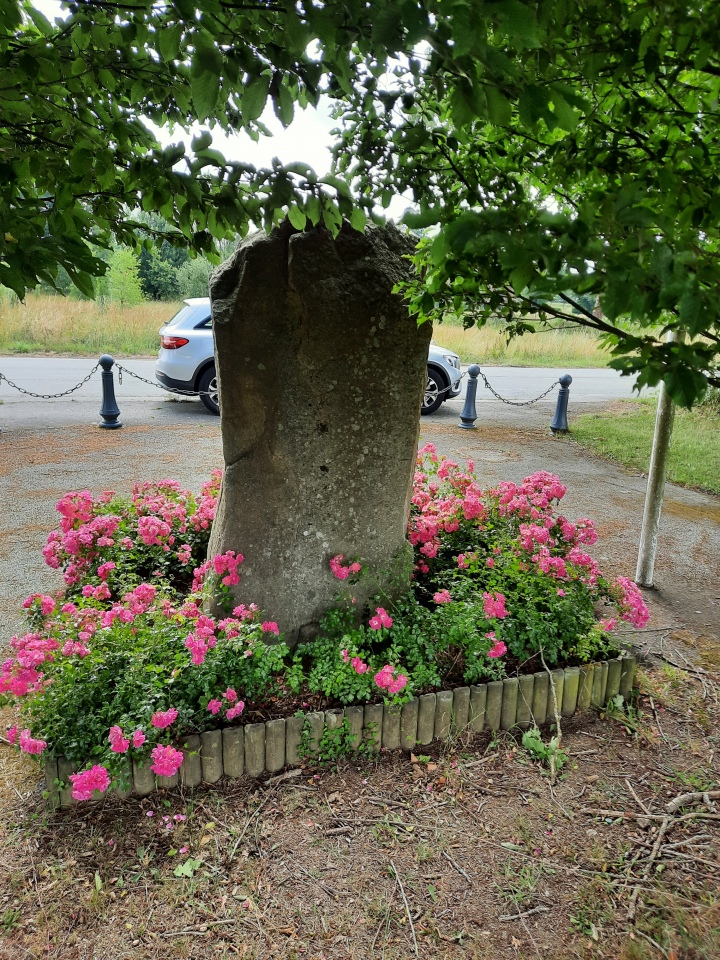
207,220,432,643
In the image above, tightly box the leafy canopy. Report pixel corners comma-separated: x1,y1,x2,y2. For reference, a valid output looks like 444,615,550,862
332,1,720,404
2,1,719,403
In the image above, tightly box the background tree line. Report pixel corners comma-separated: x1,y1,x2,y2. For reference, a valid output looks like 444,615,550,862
37,212,238,305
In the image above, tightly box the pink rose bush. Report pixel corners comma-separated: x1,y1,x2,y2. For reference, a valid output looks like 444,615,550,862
406,446,648,678
2,461,649,799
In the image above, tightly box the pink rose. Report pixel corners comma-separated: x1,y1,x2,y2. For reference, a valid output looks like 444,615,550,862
150,744,184,778
151,708,178,729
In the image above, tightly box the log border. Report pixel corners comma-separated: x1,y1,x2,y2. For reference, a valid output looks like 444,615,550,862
44,655,636,808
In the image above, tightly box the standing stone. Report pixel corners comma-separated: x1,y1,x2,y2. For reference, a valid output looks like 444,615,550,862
207,220,432,642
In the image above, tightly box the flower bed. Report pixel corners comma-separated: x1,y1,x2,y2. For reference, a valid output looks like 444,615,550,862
1,448,647,806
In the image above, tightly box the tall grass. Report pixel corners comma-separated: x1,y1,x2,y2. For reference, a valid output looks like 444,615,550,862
0,294,181,357
431,321,609,368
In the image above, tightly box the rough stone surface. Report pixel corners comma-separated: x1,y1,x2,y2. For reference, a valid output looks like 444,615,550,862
485,681,503,731
434,690,453,740
157,770,179,790
200,730,223,783
578,664,594,709
469,685,487,732
304,712,325,758
382,704,401,751
244,723,266,777
180,735,202,787
325,708,344,733
620,657,637,700
221,729,244,779
417,694,436,744
592,663,606,708
363,704,383,753
285,715,306,766
606,658,623,702
551,669,565,720
265,718,286,773
132,759,154,798
562,667,580,717
44,759,59,810
532,673,549,727
207,220,432,642
452,687,470,734
500,678,519,730
344,706,364,749
517,675,535,729
400,699,419,749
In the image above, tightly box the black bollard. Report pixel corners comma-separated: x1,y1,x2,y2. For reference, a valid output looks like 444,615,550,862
550,374,572,434
98,354,122,429
458,364,481,429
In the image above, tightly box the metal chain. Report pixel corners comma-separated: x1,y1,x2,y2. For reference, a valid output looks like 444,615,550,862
476,370,561,406
0,363,100,400
114,362,217,397
430,368,560,405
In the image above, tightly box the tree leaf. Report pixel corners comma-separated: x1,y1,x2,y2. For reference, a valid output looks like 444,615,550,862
241,75,271,123
287,205,306,230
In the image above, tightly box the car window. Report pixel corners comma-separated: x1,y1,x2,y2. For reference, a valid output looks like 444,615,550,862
165,305,196,329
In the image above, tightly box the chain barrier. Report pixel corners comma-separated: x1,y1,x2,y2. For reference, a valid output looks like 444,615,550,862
476,370,561,406
0,363,100,399
430,368,560,405
0,360,560,407
114,362,217,397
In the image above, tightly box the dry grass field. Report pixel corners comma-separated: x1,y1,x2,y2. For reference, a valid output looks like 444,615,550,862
432,322,609,368
0,295,181,357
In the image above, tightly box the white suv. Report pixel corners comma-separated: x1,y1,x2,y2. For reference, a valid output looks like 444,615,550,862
155,298,462,415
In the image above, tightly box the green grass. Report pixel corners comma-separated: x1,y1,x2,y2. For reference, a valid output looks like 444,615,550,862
571,398,720,495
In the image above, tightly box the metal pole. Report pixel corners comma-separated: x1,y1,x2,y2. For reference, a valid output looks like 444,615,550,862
550,374,573,434
98,354,122,429
635,333,681,587
458,364,481,429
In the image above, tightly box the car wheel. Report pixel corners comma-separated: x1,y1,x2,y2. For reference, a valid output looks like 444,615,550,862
198,365,220,415
421,368,445,415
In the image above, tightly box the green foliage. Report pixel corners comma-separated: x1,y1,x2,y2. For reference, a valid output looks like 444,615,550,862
176,257,213,299
2,2,718,404
103,248,145,306
332,2,720,406
521,726,567,772
298,716,373,764
1,459,646,791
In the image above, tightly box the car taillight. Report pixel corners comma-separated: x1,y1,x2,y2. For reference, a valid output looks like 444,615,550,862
161,335,189,349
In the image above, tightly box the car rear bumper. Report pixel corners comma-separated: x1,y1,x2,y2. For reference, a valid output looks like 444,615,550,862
155,369,197,395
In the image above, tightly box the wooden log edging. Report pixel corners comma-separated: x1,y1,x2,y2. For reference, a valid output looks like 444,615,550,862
44,655,637,808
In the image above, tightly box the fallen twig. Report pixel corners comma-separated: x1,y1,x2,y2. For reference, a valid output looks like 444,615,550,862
626,779,652,817
665,790,720,814
442,849,471,882
390,860,419,957
265,768,303,786
499,905,550,922
627,815,671,921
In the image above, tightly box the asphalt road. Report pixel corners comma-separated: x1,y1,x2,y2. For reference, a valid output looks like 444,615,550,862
0,356,654,415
